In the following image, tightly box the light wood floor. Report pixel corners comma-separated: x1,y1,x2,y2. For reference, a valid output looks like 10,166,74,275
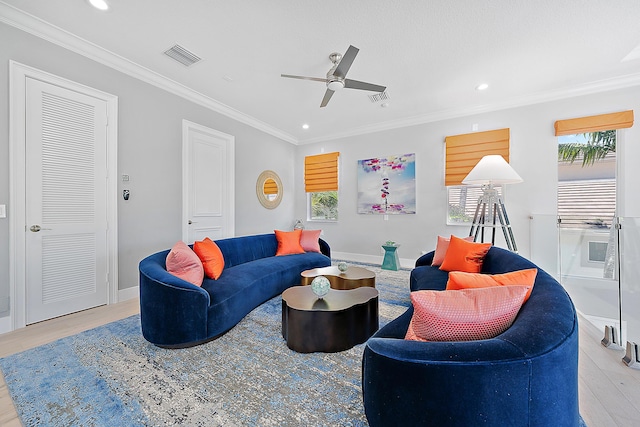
0,298,639,426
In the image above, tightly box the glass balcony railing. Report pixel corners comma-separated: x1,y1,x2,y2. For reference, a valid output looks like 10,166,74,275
530,215,639,364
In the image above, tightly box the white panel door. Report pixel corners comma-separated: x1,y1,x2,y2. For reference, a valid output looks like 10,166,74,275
183,120,235,243
25,78,109,324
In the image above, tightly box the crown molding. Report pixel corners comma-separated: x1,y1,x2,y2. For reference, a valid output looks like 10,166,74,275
0,2,298,145
299,72,640,144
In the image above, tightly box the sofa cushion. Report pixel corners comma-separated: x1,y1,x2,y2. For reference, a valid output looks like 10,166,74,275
193,237,225,280
439,236,491,273
165,241,204,286
405,285,530,342
300,229,322,252
275,229,305,256
431,235,474,266
446,268,538,301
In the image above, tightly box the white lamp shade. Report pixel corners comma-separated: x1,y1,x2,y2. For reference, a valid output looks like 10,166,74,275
462,155,523,185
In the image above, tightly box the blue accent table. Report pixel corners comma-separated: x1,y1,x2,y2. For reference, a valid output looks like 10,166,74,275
381,244,400,271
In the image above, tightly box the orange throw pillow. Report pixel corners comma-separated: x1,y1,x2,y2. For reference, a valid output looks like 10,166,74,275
275,229,305,256
439,235,491,273
165,241,204,286
193,237,225,280
405,286,530,342
446,268,538,302
431,235,474,266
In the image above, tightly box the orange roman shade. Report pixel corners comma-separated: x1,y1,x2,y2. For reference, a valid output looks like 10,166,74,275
305,152,339,192
554,110,634,136
445,128,510,186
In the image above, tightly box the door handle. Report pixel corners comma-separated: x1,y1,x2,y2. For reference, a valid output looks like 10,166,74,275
29,225,52,232
188,220,198,225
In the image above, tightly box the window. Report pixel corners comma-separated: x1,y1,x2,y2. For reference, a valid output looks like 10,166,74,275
309,191,338,221
305,152,339,221
447,185,502,225
444,128,510,224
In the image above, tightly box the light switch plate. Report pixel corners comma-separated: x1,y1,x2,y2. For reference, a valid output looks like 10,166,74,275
0,204,6,218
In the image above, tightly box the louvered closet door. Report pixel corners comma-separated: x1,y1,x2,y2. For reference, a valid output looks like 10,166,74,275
25,78,109,324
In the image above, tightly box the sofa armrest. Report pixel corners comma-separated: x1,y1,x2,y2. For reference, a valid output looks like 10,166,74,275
139,258,211,347
414,250,434,267
319,238,331,258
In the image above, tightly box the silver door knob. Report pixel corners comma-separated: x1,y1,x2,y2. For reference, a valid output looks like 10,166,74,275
188,220,197,225
30,225,41,232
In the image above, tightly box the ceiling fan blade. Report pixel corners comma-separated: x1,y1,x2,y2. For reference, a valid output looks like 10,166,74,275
320,89,335,107
333,45,359,79
281,74,327,83
344,79,386,92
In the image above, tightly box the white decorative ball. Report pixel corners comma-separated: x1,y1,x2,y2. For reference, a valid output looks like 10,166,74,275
337,262,348,273
311,276,330,298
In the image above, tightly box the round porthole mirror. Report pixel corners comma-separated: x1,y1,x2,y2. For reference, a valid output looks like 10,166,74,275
256,170,282,209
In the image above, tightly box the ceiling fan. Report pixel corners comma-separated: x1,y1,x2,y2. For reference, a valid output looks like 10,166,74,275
281,45,386,107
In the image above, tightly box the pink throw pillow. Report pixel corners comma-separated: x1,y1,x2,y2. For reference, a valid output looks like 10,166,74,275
166,241,204,286
431,235,474,266
300,229,322,253
405,285,530,342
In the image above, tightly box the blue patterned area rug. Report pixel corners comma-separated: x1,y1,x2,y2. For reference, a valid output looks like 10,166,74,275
0,263,412,427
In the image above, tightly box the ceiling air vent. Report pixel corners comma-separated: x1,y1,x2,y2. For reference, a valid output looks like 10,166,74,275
163,44,201,67
368,91,390,103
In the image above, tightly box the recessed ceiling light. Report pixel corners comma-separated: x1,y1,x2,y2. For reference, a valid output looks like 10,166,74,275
476,83,489,91
89,0,109,10
302,124,309,130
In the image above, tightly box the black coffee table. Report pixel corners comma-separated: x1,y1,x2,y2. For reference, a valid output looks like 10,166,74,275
281,286,379,353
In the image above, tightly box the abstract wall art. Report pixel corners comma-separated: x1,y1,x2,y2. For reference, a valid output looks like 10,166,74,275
357,153,416,214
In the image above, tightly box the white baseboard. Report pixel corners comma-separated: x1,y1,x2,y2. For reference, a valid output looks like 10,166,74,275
118,286,139,302
331,251,414,270
0,315,11,335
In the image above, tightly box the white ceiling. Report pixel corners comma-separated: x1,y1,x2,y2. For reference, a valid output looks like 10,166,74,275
3,0,640,144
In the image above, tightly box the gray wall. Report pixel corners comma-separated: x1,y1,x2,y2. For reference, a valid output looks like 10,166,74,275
295,87,640,264
3,20,640,323
0,22,296,318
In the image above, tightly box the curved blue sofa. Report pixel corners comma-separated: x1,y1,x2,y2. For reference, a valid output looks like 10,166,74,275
139,233,331,348
362,247,580,427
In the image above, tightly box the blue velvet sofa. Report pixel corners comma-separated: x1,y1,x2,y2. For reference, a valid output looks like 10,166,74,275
362,247,580,427
139,233,331,348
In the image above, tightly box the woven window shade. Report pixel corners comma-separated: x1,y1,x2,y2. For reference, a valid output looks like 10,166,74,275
555,110,634,136
445,128,510,186
263,179,278,195
305,152,339,192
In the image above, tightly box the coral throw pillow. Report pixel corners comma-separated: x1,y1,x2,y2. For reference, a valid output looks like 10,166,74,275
300,229,322,253
405,286,530,342
446,268,538,302
431,235,474,266
275,229,305,256
193,237,225,280
439,235,491,273
166,241,204,286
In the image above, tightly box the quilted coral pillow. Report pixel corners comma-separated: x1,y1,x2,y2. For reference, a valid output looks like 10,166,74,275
275,229,305,256
405,286,530,342
431,235,474,266
439,235,491,273
166,241,204,286
300,229,322,253
446,268,538,302
193,237,225,280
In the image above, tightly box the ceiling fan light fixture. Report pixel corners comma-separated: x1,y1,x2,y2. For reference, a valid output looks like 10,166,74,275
327,80,344,91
